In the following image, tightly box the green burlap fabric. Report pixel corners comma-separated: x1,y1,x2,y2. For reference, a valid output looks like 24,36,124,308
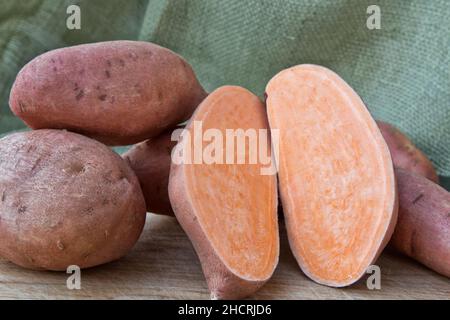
0,0,449,187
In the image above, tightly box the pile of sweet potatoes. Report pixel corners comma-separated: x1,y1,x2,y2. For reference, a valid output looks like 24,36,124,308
1,41,206,270
0,41,448,299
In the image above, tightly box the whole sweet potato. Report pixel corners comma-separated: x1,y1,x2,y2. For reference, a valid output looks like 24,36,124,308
390,168,450,278
377,121,439,183
123,127,182,216
9,41,207,145
0,130,146,270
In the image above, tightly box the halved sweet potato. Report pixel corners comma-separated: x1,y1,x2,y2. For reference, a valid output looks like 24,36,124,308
376,121,439,183
266,65,398,287
169,86,279,299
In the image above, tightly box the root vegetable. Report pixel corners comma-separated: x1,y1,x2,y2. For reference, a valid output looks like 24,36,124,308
0,130,146,270
377,121,439,183
391,168,450,278
266,64,398,287
9,41,207,145
123,128,181,215
169,86,279,299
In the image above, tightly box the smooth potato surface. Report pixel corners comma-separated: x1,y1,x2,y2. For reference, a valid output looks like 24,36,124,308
123,128,180,216
377,121,439,183
0,130,146,270
9,41,207,145
391,168,450,278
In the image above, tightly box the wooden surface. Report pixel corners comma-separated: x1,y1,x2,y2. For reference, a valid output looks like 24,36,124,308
0,214,448,300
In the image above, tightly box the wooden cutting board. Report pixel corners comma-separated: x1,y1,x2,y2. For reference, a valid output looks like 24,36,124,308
0,214,448,300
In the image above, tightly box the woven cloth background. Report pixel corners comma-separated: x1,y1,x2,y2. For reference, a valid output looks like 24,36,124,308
0,0,449,184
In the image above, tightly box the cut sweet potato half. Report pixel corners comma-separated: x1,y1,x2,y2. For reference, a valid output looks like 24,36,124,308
266,65,398,287
169,86,279,299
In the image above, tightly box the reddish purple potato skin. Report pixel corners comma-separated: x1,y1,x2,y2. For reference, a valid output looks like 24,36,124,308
377,121,439,183
391,168,450,278
0,130,146,271
123,128,180,216
9,41,207,146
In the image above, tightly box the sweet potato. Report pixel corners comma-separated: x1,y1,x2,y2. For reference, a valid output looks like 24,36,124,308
266,64,398,287
390,168,450,277
377,121,439,183
9,41,207,145
123,127,181,216
169,86,279,299
0,130,146,270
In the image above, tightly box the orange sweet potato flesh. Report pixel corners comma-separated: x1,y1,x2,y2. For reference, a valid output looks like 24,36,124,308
266,65,398,287
376,121,439,183
390,168,450,278
169,86,279,299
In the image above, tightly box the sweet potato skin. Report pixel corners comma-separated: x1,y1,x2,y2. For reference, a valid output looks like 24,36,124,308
168,86,279,299
0,130,146,270
169,163,266,299
377,121,439,183
9,41,207,146
123,128,181,216
391,168,450,277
